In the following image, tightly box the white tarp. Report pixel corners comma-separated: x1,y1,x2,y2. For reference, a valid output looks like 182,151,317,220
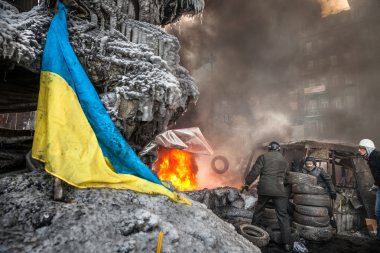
155,127,214,155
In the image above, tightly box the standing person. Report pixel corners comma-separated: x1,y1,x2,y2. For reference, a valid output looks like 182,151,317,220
358,139,380,241
301,156,337,226
241,141,291,251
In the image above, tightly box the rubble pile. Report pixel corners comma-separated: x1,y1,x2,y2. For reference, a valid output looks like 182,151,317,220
333,188,363,235
186,187,258,230
0,167,261,253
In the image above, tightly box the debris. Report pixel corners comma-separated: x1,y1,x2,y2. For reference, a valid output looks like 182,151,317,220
292,238,308,253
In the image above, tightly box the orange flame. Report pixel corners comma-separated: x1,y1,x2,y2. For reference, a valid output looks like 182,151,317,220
319,0,350,18
154,148,198,191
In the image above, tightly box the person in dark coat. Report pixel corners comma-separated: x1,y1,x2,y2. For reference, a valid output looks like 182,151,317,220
358,139,380,240
301,156,337,199
241,141,291,251
301,156,337,227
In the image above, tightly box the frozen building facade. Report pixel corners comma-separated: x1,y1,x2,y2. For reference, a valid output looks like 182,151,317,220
295,0,380,142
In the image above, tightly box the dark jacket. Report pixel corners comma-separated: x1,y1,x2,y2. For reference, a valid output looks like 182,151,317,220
245,150,288,197
301,166,336,194
367,149,380,186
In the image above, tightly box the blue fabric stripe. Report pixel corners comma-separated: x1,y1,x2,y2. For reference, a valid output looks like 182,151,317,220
41,2,166,188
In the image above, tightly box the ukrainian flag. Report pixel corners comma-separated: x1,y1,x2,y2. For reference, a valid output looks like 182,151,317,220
32,2,190,205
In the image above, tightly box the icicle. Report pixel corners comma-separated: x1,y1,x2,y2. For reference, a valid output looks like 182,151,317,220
117,0,123,8
126,26,132,41
16,51,22,64
120,22,126,35
100,36,109,55
110,15,117,33
132,27,139,43
158,39,164,58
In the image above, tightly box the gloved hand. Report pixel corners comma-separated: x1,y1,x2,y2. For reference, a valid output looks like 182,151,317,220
240,184,249,193
369,184,379,192
330,192,337,200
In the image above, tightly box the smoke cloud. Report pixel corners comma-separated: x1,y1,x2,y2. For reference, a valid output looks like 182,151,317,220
166,0,380,188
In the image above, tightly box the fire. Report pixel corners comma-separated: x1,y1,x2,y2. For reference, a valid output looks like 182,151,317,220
154,148,198,191
319,0,350,18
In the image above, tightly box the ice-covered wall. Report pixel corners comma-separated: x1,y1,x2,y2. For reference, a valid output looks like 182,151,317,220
0,0,202,151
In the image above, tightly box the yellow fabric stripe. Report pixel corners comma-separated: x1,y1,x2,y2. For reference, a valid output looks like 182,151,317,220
32,71,190,205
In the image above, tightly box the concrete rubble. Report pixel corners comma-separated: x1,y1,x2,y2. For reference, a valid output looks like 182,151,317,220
0,168,261,253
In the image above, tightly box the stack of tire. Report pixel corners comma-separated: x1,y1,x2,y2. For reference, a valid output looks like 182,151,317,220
262,203,299,244
287,172,334,242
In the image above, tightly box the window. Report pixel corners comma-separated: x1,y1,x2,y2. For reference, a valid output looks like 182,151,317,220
334,97,343,110
308,99,318,113
306,41,313,55
321,98,329,109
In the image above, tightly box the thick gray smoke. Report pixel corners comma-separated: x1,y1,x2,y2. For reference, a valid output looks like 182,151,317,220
167,0,380,188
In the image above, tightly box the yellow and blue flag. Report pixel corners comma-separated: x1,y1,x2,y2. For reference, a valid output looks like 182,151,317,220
32,2,190,205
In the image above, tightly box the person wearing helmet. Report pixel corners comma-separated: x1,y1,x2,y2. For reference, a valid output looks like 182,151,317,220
358,139,380,240
302,156,337,227
241,141,291,251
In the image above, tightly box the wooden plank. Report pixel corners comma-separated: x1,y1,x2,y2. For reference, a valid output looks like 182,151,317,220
352,158,376,218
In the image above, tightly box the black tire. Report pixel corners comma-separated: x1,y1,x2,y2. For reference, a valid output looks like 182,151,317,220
286,172,317,185
293,211,330,227
292,184,327,195
240,224,270,248
292,221,333,241
295,205,328,217
267,227,300,244
211,155,229,174
262,217,280,230
263,208,277,219
25,150,44,171
293,194,331,208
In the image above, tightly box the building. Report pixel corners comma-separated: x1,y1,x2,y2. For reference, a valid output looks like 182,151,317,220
294,0,380,142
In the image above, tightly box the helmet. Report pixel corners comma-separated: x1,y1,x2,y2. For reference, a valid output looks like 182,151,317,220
305,156,316,165
359,139,375,149
268,141,281,151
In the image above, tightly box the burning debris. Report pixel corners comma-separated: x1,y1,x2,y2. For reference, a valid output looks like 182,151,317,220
1,0,380,252
154,147,199,191
146,127,213,191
